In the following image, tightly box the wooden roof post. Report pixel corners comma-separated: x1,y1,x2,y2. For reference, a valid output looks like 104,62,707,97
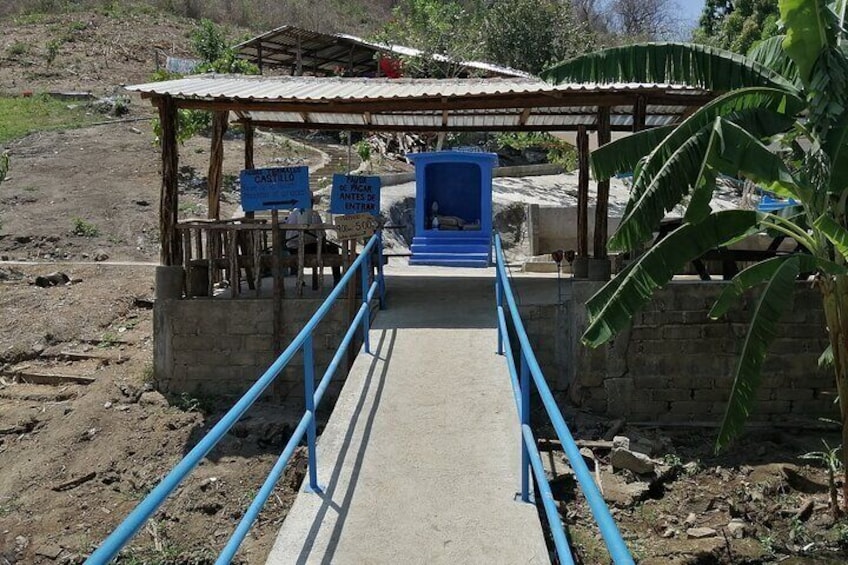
593,106,611,259
158,95,180,266
576,124,589,260
257,42,264,74
207,110,229,220
633,94,647,132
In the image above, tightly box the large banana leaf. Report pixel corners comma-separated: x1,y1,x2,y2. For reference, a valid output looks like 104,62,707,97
709,254,846,319
686,118,806,226
610,92,802,251
781,0,834,87
590,125,676,181
582,210,761,347
747,35,800,85
715,256,801,451
542,42,800,94
814,214,848,259
825,114,848,194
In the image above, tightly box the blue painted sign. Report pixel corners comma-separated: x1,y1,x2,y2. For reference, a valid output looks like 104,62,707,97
240,166,310,212
330,174,381,216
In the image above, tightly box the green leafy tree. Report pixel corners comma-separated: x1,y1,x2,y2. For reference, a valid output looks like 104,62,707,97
485,0,591,75
374,0,487,77
544,0,848,510
694,0,780,54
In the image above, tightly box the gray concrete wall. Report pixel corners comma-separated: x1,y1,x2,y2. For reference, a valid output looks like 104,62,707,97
527,204,622,256
515,278,836,423
154,298,354,404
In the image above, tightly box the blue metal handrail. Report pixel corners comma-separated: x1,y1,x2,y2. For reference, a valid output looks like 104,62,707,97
494,234,633,565
87,233,386,564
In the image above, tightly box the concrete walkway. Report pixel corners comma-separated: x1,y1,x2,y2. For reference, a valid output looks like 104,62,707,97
266,270,550,564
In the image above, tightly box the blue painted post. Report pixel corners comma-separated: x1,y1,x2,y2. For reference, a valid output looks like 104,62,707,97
303,335,319,492
520,351,531,502
361,252,371,354
377,231,386,310
495,276,504,355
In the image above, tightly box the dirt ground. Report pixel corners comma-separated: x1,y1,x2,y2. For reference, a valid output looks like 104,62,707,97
2,7,848,565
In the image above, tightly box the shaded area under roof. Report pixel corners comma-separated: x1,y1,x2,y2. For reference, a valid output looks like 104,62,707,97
126,75,714,133
233,25,530,79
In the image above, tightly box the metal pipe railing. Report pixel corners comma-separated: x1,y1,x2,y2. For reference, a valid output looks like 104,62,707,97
87,233,386,564
494,234,633,565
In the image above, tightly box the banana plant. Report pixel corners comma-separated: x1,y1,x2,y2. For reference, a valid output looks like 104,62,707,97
543,0,848,510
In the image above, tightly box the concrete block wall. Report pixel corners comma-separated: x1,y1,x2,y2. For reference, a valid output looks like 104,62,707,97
154,298,353,404
568,281,837,423
527,204,622,256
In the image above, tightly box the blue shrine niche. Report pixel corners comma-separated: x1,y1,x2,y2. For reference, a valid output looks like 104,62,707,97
408,151,498,267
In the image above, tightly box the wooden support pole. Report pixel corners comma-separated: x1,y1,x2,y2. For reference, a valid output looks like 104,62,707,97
207,110,229,220
257,43,264,74
633,94,647,133
158,96,180,266
576,125,590,259
594,107,612,259
244,121,255,170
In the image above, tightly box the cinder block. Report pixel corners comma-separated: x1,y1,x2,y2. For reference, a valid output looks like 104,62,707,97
651,388,692,402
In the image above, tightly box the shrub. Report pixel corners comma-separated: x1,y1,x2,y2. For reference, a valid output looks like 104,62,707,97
71,217,99,237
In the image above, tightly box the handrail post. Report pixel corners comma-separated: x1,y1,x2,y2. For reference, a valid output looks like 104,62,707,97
520,350,531,502
361,250,371,354
304,335,320,492
377,230,386,310
495,275,504,356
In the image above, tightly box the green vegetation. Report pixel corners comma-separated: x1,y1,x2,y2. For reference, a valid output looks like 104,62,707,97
545,0,848,511
0,94,100,143
695,0,780,54
494,132,578,171
6,41,28,57
151,19,258,145
71,217,100,237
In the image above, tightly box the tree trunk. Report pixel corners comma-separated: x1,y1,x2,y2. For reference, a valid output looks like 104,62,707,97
821,274,848,512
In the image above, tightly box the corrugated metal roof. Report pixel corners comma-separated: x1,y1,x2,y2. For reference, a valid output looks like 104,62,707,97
233,25,531,79
127,75,705,102
126,75,712,132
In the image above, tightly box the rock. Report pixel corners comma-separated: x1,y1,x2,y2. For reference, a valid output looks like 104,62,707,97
603,475,650,507
93,250,109,262
139,391,168,407
686,527,717,539
794,499,815,522
612,435,630,450
103,401,112,409
661,527,676,539
610,447,655,474
727,518,747,539
35,544,63,559
603,418,626,441
34,271,70,287
684,513,698,527
14,535,29,552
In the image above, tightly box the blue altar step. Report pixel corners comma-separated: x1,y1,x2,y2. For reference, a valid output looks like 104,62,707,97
409,234,491,267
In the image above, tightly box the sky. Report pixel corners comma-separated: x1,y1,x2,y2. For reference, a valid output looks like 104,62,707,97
680,0,707,28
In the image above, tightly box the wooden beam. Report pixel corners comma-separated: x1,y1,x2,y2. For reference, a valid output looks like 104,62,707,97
235,119,643,133
577,125,589,259
158,96,180,266
593,106,612,259
207,110,229,220
149,91,715,116
519,107,532,126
